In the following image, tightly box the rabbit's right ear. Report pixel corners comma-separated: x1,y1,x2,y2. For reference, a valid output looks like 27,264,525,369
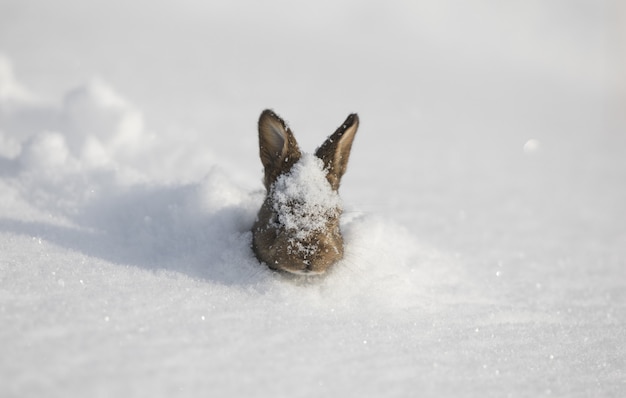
258,109,302,189
315,113,359,191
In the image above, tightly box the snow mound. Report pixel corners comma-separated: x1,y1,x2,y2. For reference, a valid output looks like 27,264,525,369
0,60,226,219
0,61,147,179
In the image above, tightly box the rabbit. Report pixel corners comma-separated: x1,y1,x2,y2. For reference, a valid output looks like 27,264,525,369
252,109,359,275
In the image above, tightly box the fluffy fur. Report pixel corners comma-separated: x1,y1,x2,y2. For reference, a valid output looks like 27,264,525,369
252,109,359,274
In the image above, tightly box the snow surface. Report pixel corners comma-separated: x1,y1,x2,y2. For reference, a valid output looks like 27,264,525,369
1,1,625,397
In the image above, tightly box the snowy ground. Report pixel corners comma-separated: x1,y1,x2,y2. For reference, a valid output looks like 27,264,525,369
1,1,625,397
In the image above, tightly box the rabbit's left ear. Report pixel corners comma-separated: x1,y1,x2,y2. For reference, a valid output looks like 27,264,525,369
258,109,302,189
315,113,359,190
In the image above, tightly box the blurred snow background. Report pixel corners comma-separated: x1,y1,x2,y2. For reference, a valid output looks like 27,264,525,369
1,0,625,396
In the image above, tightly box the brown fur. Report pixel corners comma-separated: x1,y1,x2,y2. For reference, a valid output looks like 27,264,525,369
252,109,359,274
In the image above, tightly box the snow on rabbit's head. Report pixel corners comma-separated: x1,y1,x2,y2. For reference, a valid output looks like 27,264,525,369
252,109,359,275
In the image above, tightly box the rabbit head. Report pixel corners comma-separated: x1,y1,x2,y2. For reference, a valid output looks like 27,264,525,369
252,109,359,275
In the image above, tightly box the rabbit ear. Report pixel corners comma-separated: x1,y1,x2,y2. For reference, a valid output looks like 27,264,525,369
315,113,359,190
258,109,302,188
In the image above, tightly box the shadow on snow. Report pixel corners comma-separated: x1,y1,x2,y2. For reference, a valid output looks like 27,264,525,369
0,182,269,286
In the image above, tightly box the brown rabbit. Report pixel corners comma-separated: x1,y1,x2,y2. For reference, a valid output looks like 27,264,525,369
252,109,359,275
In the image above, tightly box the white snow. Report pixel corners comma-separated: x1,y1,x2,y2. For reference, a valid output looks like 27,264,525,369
1,1,625,397
270,153,341,239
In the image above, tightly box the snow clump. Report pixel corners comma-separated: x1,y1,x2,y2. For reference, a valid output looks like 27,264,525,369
269,153,341,240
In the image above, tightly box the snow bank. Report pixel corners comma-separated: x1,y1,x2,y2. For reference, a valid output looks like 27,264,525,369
0,57,225,212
